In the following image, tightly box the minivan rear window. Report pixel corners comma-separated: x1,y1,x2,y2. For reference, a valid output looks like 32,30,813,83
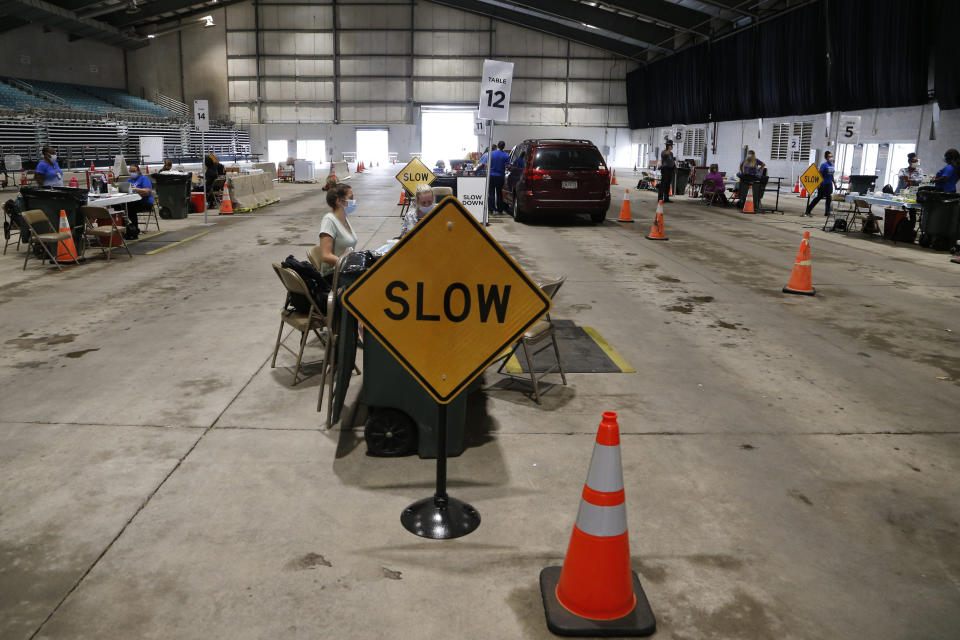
532,147,605,171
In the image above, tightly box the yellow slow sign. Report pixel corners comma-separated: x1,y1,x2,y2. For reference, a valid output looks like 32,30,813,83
342,197,551,404
800,163,822,192
395,156,436,195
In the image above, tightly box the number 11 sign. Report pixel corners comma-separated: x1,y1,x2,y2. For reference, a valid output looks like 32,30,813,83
479,59,514,123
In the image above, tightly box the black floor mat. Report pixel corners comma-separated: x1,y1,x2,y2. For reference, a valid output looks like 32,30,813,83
505,320,634,374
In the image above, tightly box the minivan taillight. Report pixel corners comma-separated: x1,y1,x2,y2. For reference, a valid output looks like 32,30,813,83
597,168,609,177
524,168,548,181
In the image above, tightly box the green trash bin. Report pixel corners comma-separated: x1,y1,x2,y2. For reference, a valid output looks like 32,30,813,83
361,333,478,459
154,172,193,219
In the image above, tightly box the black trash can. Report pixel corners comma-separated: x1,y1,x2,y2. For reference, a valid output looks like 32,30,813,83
917,191,960,251
154,172,193,219
18,186,89,245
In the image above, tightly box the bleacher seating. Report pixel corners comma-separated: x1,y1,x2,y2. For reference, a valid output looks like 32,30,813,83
0,77,175,119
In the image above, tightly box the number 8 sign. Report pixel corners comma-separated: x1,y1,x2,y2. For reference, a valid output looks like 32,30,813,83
479,59,514,123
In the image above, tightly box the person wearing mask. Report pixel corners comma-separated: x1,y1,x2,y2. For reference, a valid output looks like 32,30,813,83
739,150,765,178
318,183,358,279
488,141,510,215
475,147,489,175
896,152,922,192
433,160,446,175
804,150,836,217
703,164,728,206
125,163,154,239
400,183,435,238
659,141,676,203
204,153,225,207
933,148,960,193
35,146,63,187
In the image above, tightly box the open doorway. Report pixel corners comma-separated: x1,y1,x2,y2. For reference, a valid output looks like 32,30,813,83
268,139,288,166
356,129,388,167
421,109,476,171
296,139,326,165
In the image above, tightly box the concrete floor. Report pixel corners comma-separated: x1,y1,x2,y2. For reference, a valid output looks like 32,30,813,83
1,169,958,640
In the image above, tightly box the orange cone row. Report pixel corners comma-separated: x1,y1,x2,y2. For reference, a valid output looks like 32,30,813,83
539,412,656,636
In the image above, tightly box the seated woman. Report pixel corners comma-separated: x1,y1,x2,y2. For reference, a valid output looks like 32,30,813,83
703,164,728,206
318,183,358,280
400,183,435,238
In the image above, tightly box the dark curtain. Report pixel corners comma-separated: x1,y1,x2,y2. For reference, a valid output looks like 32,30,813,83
828,0,928,111
626,0,931,127
934,0,960,109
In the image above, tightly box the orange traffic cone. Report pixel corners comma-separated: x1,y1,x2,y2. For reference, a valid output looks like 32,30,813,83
397,190,408,205
618,189,633,222
742,184,756,213
55,210,80,264
540,411,656,635
799,183,808,198
611,169,617,185
645,201,668,241
782,231,815,295
793,176,800,193
220,182,234,214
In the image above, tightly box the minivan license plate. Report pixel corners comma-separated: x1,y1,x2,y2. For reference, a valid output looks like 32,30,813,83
562,181,577,189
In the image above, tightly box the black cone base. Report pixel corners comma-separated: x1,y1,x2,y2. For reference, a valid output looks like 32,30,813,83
782,286,816,296
539,566,656,637
400,496,480,539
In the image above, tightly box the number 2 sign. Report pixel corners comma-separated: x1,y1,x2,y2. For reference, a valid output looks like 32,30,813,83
479,59,514,123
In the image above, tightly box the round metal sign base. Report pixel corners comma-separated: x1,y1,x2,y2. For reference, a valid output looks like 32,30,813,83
401,496,481,539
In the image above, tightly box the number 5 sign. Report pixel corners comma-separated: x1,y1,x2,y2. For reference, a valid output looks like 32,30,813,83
838,115,861,144
479,59,514,123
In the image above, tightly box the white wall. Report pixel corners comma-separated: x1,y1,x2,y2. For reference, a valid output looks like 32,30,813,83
0,25,126,88
630,105,960,182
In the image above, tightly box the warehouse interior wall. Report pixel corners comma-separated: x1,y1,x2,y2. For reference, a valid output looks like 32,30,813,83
630,106,960,183
0,25,126,89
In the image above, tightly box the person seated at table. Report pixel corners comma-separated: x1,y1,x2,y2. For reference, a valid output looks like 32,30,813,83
317,183,358,280
157,158,174,173
896,152,922,193
400,184,435,238
739,150,765,178
433,160,446,175
933,148,959,193
125,163,154,240
35,146,63,187
703,164,728,206
204,153,225,207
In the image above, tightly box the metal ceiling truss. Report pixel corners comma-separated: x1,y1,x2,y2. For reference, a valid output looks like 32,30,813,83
1,0,147,47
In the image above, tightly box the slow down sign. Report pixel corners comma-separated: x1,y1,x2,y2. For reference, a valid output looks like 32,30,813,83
342,196,551,403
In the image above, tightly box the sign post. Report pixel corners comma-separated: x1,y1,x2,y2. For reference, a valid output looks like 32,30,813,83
343,197,551,539
478,59,514,226
194,100,210,224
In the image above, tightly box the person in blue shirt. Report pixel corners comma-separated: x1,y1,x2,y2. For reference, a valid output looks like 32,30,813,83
488,141,511,214
125,163,154,239
804,150,836,217
474,147,489,176
34,146,63,187
933,148,959,193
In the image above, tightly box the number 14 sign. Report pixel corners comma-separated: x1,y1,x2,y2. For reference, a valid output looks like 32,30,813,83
479,59,514,123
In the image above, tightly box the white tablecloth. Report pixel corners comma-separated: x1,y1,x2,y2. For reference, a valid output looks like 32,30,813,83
844,194,921,210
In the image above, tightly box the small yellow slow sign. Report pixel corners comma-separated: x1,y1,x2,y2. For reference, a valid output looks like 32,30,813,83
800,163,822,192
342,196,551,404
395,157,436,195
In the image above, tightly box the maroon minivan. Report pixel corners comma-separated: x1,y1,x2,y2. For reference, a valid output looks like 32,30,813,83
502,139,611,223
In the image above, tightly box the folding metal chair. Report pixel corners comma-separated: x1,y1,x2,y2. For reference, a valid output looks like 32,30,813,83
81,205,133,262
3,201,23,254
139,190,161,233
21,210,79,271
849,199,882,236
823,194,852,232
494,276,567,404
318,249,359,425
270,264,328,385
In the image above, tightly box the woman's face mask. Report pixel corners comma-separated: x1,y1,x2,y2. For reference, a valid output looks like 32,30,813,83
344,199,358,215
50,154,57,162
418,202,433,216
130,171,139,178
910,161,918,168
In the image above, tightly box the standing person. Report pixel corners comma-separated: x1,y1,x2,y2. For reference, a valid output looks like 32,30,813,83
933,148,960,193
400,183,435,238
317,183,358,279
896,152,922,192
489,141,510,215
659,141,676,203
739,150,765,178
475,147,489,175
35,146,63,187
804,151,836,217
125,163,154,239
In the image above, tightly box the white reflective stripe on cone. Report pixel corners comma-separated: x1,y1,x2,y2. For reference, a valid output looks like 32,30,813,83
585,443,624,493
575,500,628,538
